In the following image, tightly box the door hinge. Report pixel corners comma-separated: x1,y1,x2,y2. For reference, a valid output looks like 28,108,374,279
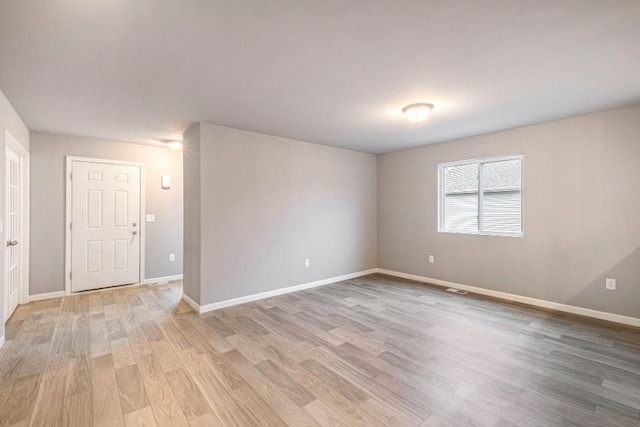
70,172,72,180
69,272,72,280
69,222,72,230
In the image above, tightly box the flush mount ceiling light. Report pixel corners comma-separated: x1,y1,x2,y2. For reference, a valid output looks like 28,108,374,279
165,140,183,150
402,103,434,123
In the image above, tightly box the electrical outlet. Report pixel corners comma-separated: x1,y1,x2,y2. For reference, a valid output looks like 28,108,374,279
169,253,176,262
428,255,435,264
304,258,310,267
605,278,616,290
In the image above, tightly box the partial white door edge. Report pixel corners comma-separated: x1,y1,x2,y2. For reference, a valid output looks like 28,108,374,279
3,129,29,308
64,156,146,296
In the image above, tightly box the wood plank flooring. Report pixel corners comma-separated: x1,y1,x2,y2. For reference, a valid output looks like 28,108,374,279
1,274,640,426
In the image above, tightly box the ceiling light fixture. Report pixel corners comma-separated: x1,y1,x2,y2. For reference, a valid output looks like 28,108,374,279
402,103,434,123
165,140,183,151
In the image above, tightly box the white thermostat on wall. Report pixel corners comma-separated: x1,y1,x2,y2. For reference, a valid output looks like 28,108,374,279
146,214,156,223
161,174,171,189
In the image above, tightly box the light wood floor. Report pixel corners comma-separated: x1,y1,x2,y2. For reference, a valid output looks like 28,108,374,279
1,274,640,426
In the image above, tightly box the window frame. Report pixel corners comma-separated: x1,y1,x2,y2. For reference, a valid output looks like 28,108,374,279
438,154,524,238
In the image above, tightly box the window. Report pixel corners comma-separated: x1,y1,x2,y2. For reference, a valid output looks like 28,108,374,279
439,155,522,237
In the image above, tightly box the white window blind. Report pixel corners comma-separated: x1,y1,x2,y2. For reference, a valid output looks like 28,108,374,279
439,155,522,237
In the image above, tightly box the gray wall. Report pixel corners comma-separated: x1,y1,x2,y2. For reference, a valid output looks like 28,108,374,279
184,123,378,306
30,132,183,296
182,123,201,303
378,105,640,318
0,89,30,340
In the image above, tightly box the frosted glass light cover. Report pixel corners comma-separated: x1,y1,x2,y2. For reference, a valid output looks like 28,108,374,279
161,174,171,189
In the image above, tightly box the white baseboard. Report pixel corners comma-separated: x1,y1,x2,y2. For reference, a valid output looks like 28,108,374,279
28,291,66,302
182,293,201,312
0,335,5,350
183,268,378,314
143,274,183,285
26,275,180,303
376,268,640,328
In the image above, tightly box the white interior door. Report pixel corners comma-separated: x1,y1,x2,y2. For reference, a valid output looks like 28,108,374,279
71,161,141,292
4,146,20,320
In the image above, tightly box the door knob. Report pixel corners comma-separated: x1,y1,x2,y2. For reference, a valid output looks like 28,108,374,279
6,240,18,247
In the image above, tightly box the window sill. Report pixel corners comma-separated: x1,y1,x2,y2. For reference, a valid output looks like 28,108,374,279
438,230,523,238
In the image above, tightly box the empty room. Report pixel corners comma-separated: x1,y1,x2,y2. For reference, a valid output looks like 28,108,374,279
1,1,639,426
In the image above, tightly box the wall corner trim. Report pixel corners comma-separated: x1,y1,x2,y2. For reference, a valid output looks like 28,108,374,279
0,335,5,350
376,269,640,328
184,268,379,314
143,274,183,285
28,291,66,302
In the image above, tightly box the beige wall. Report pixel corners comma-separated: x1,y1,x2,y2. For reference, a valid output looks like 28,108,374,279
30,132,183,296
0,91,29,151
184,123,378,306
0,89,30,339
378,105,640,318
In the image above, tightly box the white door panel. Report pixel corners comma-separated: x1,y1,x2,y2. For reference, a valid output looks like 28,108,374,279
71,161,141,292
4,146,20,320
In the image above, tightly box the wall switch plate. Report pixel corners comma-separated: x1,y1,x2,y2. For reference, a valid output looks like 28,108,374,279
146,214,156,222
169,253,176,262
304,258,310,267
605,278,616,290
428,255,435,264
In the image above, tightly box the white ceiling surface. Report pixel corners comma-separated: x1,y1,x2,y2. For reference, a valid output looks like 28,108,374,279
1,1,639,153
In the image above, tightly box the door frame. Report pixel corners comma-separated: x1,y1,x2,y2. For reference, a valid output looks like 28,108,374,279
65,156,146,295
3,129,30,315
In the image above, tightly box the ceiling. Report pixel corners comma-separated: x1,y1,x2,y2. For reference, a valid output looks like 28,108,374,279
1,0,639,153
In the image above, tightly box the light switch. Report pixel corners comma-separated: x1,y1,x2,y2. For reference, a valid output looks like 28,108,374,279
146,214,156,223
